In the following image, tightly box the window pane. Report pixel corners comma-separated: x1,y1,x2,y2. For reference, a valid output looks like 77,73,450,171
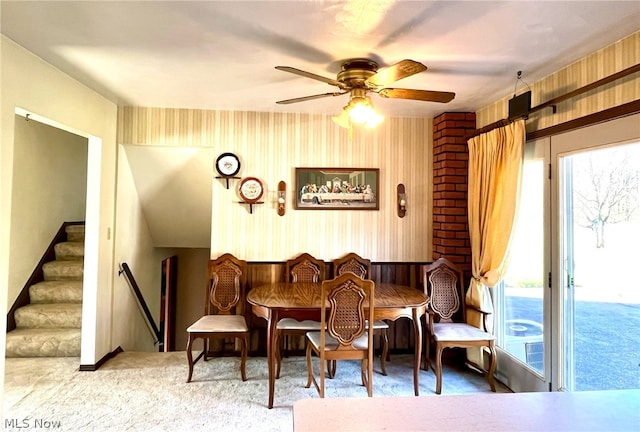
499,159,545,374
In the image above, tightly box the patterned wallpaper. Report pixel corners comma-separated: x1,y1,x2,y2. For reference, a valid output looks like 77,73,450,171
117,32,640,262
476,31,640,129
117,108,433,262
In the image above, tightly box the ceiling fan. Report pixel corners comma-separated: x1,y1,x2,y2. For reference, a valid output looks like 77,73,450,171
275,58,455,128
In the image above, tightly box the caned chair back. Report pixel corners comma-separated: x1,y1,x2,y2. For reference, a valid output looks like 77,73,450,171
286,253,325,283
333,252,371,280
423,257,465,323
322,273,374,350
205,253,247,315
306,273,375,397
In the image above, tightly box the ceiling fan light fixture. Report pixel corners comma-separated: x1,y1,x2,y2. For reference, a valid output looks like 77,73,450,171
276,59,455,131
332,107,351,129
275,58,452,129
347,95,383,127
364,110,384,128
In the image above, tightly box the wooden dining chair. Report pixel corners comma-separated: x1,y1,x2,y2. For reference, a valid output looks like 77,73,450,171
305,272,375,397
275,253,326,378
333,252,389,375
186,254,249,382
422,257,497,394
287,252,326,283
333,252,371,279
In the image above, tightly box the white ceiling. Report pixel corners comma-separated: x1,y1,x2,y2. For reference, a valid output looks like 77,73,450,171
3,1,639,249
2,1,639,119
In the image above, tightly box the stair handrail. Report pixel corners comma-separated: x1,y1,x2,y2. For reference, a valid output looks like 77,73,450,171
119,262,161,345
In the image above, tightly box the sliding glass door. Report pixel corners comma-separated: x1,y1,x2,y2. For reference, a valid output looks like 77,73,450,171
552,115,640,391
494,113,640,392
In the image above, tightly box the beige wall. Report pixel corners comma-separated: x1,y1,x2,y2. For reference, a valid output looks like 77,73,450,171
118,108,433,262
1,36,118,373
9,117,88,298
172,248,210,351
477,31,640,129
113,146,164,352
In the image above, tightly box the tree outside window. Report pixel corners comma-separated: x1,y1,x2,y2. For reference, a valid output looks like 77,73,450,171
572,144,639,248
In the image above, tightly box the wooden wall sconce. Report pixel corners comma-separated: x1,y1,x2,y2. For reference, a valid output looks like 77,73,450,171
397,183,407,218
277,181,286,216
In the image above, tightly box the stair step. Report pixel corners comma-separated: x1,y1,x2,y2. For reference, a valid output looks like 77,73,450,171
14,303,82,329
30,280,83,304
43,260,83,280
7,223,86,359
66,224,85,242
54,241,84,260
5,328,81,357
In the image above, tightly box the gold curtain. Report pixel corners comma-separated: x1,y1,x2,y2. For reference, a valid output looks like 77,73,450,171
466,119,525,365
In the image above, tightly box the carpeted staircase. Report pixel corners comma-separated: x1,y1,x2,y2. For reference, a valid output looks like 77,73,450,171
5,224,84,357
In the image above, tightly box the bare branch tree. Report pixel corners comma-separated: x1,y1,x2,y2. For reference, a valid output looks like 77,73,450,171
573,147,639,248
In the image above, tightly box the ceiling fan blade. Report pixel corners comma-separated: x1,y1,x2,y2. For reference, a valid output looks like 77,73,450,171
275,66,344,88
366,59,427,87
276,92,347,105
378,88,455,103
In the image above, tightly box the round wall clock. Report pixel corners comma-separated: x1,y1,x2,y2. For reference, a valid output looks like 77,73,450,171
239,177,264,203
215,152,241,177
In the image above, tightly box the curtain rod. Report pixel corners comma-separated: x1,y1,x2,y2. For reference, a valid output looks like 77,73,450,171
466,116,523,140
526,98,640,141
466,63,640,141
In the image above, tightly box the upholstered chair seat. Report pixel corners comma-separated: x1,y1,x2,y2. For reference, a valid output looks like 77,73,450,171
187,315,248,333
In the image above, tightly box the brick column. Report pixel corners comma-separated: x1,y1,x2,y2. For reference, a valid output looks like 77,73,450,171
432,112,475,276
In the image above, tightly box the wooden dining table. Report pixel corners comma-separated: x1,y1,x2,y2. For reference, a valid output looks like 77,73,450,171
247,281,429,408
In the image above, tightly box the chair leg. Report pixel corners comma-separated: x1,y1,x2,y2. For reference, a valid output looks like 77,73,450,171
423,330,431,372
367,357,373,397
319,356,325,398
275,331,282,379
327,360,336,378
487,343,497,392
435,345,444,394
379,329,389,376
383,321,391,362
361,359,373,397
186,335,195,383
305,343,313,389
306,344,324,397
240,335,248,382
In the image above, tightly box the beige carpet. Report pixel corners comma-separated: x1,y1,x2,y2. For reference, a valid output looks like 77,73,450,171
3,351,510,431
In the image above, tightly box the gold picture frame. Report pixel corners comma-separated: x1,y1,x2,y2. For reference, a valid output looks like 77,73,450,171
295,167,379,210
